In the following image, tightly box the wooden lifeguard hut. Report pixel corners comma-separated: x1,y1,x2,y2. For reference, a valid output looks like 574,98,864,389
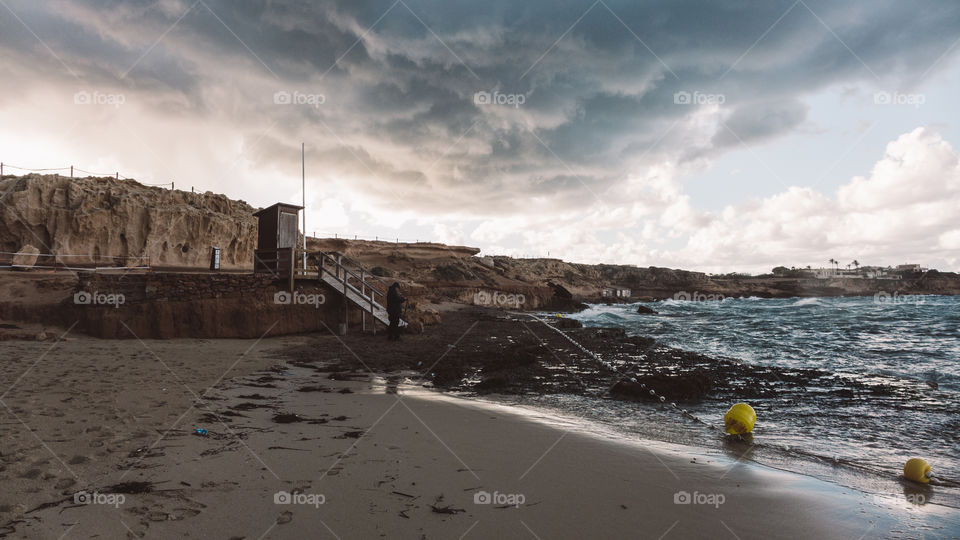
253,203,302,283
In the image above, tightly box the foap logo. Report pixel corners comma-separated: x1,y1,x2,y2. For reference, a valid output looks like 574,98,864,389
673,490,725,508
273,90,326,108
474,490,526,508
672,291,725,302
274,490,325,508
673,90,725,105
473,290,525,308
74,290,125,308
273,291,326,308
873,291,924,305
873,91,925,108
873,493,927,506
74,490,125,508
473,90,526,108
74,90,126,108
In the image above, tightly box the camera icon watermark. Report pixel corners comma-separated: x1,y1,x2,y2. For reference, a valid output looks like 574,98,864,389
74,90,126,108
473,90,526,108
273,90,326,108
473,490,525,507
473,290,525,308
673,90,725,106
274,490,325,507
273,290,326,308
673,490,725,508
74,290,125,308
873,91,924,108
74,490,125,508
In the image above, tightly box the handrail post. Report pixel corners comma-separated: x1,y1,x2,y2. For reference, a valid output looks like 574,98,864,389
341,258,348,333
361,270,367,333
370,287,376,335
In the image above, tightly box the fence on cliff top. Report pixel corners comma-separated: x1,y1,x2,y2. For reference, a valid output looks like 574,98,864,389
0,162,174,189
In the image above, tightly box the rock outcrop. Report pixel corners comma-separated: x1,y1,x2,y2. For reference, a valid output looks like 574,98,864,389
0,174,258,269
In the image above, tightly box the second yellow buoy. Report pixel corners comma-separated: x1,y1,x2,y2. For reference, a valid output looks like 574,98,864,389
724,403,756,435
904,458,932,483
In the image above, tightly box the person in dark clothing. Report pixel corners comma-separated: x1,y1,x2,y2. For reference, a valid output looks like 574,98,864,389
386,282,405,341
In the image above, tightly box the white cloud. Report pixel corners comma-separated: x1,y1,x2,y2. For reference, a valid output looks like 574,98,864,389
477,127,960,273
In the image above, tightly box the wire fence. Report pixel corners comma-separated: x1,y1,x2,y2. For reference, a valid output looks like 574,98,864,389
312,232,434,244
0,162,174,189
0,251,152,272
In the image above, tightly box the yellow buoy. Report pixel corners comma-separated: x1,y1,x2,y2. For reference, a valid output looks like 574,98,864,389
904,458,932,484
724,403,756,435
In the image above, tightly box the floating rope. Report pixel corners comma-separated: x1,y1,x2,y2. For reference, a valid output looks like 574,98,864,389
528,314,713,428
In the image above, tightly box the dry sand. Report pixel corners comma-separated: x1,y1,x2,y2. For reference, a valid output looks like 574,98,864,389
3,332,957,539
0,330,298,532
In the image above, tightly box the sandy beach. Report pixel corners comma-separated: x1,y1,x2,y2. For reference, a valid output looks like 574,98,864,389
3,326,957,539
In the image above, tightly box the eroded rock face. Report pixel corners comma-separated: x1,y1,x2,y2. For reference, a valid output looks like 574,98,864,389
0,175,258,269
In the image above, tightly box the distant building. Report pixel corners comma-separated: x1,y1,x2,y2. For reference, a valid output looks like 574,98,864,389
601,286,632,299
859,266,893,279
811,267,836,279
896,264,923,273
810,267,865,279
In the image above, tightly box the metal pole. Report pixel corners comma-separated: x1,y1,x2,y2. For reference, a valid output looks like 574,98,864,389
301,142,306,270
70,166,73,178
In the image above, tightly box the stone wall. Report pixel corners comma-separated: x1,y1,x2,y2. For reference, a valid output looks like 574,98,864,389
68,272,348,339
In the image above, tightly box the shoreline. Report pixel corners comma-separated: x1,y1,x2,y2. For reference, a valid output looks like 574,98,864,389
12,362,958,539
3,303,958,537
440,387,960,510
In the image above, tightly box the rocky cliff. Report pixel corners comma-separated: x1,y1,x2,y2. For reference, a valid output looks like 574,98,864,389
0,174,257,269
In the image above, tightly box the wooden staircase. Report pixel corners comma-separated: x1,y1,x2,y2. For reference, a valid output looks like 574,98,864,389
296,251,405,333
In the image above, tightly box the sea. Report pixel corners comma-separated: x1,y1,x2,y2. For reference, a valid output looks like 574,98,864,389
485,295,960,509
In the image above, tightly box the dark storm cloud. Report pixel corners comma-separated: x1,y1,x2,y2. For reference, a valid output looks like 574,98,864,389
1,0,959,213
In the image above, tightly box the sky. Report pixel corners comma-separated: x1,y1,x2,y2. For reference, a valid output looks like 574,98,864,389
1,0,959,273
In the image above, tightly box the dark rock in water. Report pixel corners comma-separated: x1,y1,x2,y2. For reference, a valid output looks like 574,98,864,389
484,343,544,371
475,375,510,391
636,305,658,315
578,327,626,340
610,371,713,402
431,364,466,387
554,317,582,329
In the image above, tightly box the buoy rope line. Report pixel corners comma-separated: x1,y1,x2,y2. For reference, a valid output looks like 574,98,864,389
527,314,714,429
528,313,960,488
